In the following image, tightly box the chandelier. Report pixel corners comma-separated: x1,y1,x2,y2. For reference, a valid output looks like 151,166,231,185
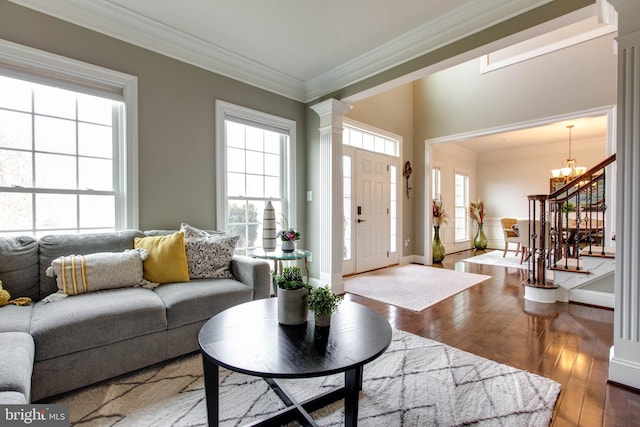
551,125,586,178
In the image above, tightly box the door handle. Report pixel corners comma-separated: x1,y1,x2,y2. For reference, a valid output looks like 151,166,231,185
357,219,366,223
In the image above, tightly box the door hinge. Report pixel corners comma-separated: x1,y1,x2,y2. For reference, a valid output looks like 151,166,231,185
387,251,390,257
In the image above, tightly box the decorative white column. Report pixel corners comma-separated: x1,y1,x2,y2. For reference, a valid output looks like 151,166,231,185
310,99,351,292
608,0,640,389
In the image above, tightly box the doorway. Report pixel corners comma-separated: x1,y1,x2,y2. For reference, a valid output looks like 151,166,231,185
343,147,400,275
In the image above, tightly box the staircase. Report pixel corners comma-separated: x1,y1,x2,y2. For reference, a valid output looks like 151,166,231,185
552,247,615,308
522,155,616,309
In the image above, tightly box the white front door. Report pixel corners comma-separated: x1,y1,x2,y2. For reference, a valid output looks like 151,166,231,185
354,150,390,273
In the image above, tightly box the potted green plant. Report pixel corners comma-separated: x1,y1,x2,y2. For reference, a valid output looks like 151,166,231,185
308,285,341,327
275,266,309,325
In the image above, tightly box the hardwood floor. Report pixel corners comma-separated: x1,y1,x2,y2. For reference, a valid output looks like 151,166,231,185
343,249,640,426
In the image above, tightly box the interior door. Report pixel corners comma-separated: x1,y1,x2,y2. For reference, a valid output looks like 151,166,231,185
355,150,390,273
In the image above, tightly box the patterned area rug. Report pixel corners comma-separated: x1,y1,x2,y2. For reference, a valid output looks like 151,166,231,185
462,250,527,270
46,330,560,426
344,264,491,311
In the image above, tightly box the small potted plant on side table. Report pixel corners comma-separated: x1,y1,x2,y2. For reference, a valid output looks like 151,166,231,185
278,215,301,253
275,266,309,325
308,285,341,327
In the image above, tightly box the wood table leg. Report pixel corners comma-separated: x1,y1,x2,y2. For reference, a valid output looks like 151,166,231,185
344,367,362,427
201,356,219,427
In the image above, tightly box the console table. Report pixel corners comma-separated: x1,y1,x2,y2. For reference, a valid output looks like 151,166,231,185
198,298,392,426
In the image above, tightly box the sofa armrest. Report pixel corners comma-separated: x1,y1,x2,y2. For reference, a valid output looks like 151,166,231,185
230,256,271,300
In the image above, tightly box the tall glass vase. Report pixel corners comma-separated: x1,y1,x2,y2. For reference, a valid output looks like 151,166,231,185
432,226,445,263
473,223,488,250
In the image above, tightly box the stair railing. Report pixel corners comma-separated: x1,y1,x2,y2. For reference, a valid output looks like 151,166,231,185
524,154,616,287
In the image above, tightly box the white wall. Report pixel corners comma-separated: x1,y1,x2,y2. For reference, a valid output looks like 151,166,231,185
431,143,478,254
475,137,606,248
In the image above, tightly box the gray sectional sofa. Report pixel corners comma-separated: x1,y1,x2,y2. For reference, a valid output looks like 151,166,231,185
0,229,271,403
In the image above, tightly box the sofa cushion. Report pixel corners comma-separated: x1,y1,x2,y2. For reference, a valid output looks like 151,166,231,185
0,332,35,401
0,391,28,404
0,236,39,301
134,232,190,284
30,287,167,361
153,279,253,329
0,304,33,333
184,235,239,279
46,249,149,296
39,230,142,300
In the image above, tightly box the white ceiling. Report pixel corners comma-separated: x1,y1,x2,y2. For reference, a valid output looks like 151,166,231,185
453,115,609,154
9,0,552,101
9,0,611,152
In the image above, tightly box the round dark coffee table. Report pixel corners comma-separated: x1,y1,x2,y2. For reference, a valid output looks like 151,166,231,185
198,298,392,426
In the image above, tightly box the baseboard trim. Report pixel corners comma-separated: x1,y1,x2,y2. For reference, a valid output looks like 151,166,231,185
609,347,640,390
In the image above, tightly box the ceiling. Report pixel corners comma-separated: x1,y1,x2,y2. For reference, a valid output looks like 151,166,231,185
453,115,609,154
9,0,552,102
9,1,611,152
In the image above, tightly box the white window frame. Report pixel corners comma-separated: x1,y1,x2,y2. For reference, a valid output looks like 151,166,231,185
215,100,297,234
432,166,441,201
0,39,139,233
454,171,470,242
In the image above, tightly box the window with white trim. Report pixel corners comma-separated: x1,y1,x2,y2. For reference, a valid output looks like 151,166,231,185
342,154,352,261
343,123,399,157
0,40,138,236
215,101,296,255
432,167,441,201
454,172,469,241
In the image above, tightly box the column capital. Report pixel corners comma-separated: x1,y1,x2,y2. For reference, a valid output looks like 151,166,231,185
310,99,352,128
608,0,640,34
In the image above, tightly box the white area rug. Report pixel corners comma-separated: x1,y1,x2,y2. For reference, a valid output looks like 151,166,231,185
344,264,491,311
462,250,527,270
47,329,560,426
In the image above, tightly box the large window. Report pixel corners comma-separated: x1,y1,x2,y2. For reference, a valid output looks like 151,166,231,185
216,101,296,255
454,172,469,242
0,40,138,236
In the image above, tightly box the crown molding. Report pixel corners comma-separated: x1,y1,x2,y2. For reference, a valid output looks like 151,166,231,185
9,0,551,103
305,0,553,101
8,0,307,101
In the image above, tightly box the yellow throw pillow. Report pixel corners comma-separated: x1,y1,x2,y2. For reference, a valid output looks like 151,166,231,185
134,232,190,284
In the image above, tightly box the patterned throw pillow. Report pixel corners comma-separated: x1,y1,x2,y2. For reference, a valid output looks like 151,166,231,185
184,235,239,279
45,249,152,298
134,232,190,284
180,223,210,239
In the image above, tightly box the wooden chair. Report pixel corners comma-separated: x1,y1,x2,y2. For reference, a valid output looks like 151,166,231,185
500,218,520,258
516,219,551,264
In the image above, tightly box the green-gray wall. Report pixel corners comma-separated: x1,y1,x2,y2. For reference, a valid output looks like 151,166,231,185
0,0,307,232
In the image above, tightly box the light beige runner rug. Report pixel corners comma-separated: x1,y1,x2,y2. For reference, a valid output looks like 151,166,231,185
344,264,491,311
